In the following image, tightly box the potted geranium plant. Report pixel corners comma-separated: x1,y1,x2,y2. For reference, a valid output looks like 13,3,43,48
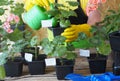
97,8,120,75
10,2,25,31
45,1,79,36
0,13,29,77
24,36,46,75
71,25,111,74
41,36,77,80
0,0,27,79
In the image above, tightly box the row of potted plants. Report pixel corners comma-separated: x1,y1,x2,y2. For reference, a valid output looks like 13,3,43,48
1,0,120,81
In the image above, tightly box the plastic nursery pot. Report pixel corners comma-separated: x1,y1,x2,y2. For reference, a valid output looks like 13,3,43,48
28,60,46,75
87,54,107,74
112,51,120,75
109,31,120,51
55,65,74,80
4,57,23,77
22,5,50,30
49,27,65,36
55,58,75,80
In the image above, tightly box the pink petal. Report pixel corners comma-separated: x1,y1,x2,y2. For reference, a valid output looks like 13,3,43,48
3,22,10,29
6,14,15,22
14,15,20,23
101,0,106,3
6,28,13,33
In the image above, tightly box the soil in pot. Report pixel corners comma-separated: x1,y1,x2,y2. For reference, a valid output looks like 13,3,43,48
4,57,23,77
87,54,107,74
56,58,75,66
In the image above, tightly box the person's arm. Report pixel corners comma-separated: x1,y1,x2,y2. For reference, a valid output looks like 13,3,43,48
87,9,101,25
86,0,106,25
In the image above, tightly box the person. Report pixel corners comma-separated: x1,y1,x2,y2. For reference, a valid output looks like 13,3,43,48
61,0,106,42
24,0,106,42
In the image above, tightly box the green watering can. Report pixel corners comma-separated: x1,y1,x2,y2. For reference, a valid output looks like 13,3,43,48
22,5,50,30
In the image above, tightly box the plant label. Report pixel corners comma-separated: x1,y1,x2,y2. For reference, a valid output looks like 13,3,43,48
25,53,33,62
0,52,3,56
45,58,56,66
79,49,90,57
41,19,52,28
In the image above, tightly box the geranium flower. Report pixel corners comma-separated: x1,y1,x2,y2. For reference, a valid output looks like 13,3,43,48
86,0,106,16
3,14,20,33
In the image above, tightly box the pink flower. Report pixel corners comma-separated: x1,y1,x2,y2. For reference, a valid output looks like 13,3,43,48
6,28,14,33
3,21,13,33
6,14,20,24
101,0,106,3
86,0,106,16
14,15,20,23
3,22,10,29
6,14,15,22
2,13,20,34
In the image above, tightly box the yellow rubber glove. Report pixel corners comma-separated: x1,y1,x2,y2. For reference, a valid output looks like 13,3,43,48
24,0,54,11
61,24,91,42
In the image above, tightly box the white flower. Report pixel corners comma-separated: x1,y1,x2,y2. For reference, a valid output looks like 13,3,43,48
7,39,15,51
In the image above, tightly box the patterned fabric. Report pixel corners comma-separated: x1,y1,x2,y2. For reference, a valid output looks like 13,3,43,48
86,0,106,16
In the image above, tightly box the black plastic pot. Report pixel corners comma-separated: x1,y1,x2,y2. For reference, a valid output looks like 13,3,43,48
109,31,120,51
55,58,74,80
112,51,120,75
56,58,75,66
49,27,65,36
109,31,120,75
28,60,46,75
4,57,23,77
27,54,46,75
56,65,73,80
87,54,107,74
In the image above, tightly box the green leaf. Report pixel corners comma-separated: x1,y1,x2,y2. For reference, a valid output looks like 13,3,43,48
6,27,24,42
96,41,111,55
66,52,76,60
0,8,5,15
60,20,71,28
30,36,38,46
54,45,67,57
66,1,79,6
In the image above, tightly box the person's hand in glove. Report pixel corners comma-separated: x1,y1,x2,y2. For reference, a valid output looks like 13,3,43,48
61,24,91,42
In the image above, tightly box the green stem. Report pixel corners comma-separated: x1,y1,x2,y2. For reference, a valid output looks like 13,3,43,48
0,65,6,80
35,46,37,60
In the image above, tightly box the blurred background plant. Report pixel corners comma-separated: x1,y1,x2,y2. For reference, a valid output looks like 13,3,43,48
10,2,25,26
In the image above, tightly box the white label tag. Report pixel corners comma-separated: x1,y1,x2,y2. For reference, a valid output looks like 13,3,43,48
25,53,33,62
45,58,56,66
41,20,52,28
79,49,90,57
0,52,3,56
